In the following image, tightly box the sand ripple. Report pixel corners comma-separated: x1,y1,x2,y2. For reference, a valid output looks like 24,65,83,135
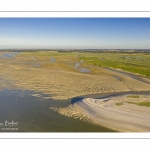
50,104,95,123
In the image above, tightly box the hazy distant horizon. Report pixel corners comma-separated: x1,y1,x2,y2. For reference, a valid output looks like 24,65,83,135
0,48,150,51
0,18,150,49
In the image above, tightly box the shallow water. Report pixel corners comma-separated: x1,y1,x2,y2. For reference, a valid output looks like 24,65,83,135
0,89,114,132
50,57,56,62
1,52,20,58
0,54,114,132
33,63,41,68
79,68,91,73
75,62,80,67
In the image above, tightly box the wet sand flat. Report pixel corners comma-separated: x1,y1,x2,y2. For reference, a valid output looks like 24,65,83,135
0,51,150,101
0,51,150,132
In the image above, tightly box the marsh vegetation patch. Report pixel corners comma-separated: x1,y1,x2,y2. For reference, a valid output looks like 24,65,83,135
127,95,140,98
128,101,150,107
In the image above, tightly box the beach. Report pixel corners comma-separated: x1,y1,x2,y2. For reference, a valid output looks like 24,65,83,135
75,93,150,132
0,51,150,132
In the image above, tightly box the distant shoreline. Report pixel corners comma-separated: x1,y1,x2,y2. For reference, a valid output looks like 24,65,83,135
0,49,150,53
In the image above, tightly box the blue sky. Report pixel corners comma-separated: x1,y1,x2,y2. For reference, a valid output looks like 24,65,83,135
0,18,150,49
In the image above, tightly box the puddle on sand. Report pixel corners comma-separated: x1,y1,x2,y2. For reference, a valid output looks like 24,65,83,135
50,57,56,62
32,57,37,60
0,89,113,132
79,68,91,73
74,62,80,69
1,52,20,58
75,62,80,67
33,63,41,68
73,62,91,73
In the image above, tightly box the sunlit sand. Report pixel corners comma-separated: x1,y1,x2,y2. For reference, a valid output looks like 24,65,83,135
0,51,150,132
76,94,150,132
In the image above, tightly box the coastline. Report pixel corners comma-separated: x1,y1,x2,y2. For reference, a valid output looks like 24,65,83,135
74,93,150,132
1,51,150,132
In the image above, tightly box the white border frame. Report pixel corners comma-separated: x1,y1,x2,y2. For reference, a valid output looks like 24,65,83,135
0,11,150,139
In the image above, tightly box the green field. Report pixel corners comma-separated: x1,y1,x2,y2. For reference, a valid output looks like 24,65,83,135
127,95,140,98
78,52,150,76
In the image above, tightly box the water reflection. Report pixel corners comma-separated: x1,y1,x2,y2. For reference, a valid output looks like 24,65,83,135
75,62,80,67
50,57,56,62
0,89,113,132
79,68,91,73
74,62,91,73
1,52,20,58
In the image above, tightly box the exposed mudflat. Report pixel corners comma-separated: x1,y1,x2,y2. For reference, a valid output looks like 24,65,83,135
0,51,150,132
1,52,150,101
